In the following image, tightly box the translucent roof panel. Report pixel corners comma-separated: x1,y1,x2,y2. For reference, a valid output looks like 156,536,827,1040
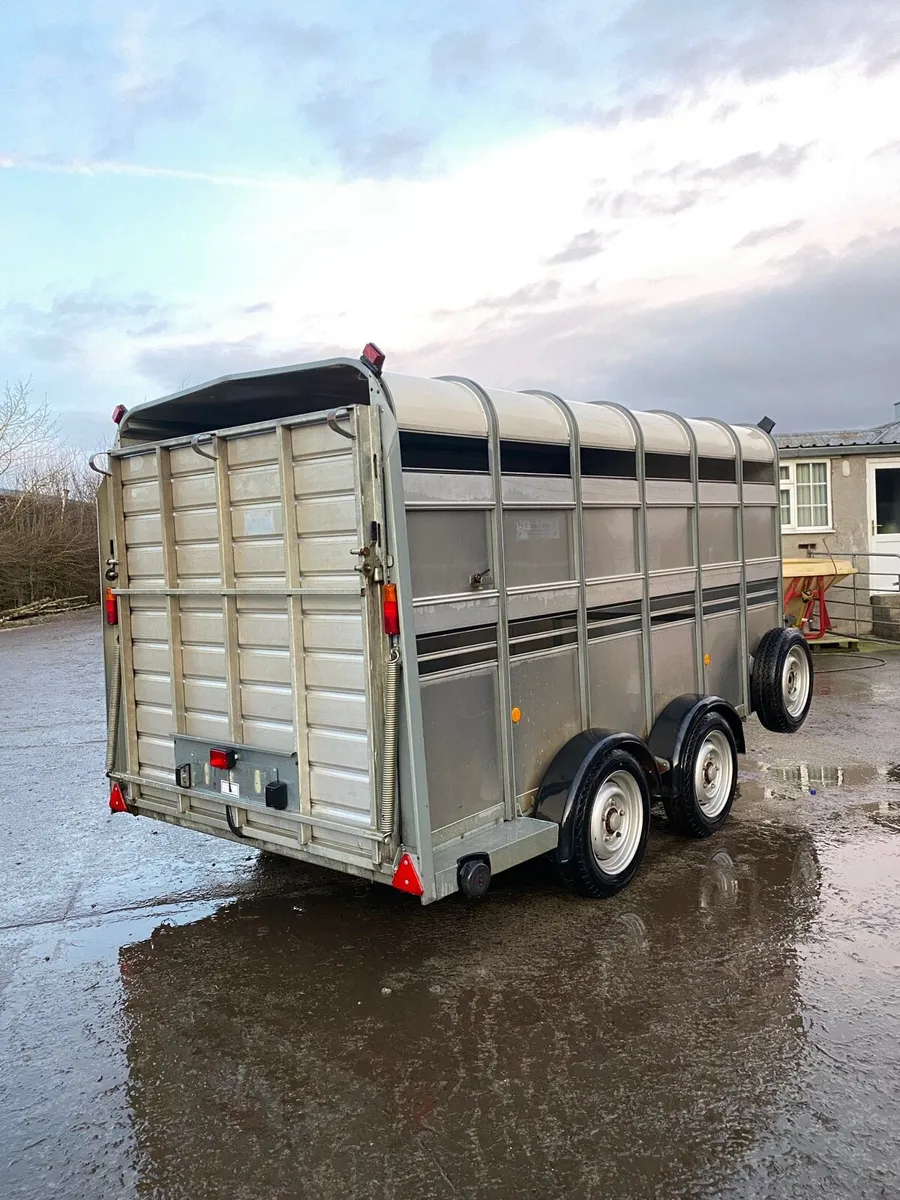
634,411,692,454
488,388,570,444
735,425,776,462
688,419,736,459
570,400,636,450
385,374,487,438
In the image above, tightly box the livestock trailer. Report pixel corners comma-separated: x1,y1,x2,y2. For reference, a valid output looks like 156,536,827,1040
96,347,813,903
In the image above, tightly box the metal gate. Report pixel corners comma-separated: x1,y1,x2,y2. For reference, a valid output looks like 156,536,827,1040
107,406,389,872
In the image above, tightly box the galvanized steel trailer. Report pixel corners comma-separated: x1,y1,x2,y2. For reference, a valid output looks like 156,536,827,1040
97,349,813,903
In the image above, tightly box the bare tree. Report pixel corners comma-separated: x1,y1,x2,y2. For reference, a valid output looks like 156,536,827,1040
0,379,55,482
0,381,99,610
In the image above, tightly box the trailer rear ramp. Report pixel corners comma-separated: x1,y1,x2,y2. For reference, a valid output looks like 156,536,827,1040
106,396,391,878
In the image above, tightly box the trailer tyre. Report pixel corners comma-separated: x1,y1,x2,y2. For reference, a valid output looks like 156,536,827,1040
558,748,650,898
751,627,813,733
667,712,738,838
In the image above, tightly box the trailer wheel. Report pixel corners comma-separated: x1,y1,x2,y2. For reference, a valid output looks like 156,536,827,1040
751,627,814,733
667,712,738,838
558,748,650,897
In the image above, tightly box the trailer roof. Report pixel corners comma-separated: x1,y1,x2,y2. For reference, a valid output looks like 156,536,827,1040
117,358,372,445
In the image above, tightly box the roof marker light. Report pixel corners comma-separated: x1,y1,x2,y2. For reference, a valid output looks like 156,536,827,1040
361,343,385,376
112,404,126,424
392,852,424,896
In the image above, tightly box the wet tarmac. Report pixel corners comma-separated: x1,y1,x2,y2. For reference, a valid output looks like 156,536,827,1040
2,612,900,1199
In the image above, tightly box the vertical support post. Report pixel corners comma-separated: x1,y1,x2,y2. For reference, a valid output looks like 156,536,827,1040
277,424,312,844
156,446,187,813
213,437,244,744
109,453,142,797
596,403,654,736
525,390,590,727
711,421,750,714
650,412,704,692
440,376,517,821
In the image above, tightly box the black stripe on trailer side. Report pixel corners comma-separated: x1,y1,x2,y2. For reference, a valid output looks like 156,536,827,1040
701,583,741,604
747,590,780,607
702,599,743,618
698,457,737,482
645,452,691,481
649,590,695,627
508,611,578,639
416,622,498,676
742,460,776,485
580,447,637,479
747,576,780,595
509,628,580,656
418,644,499,676
499,440,571,477
399,431,490,474
586,599,642,640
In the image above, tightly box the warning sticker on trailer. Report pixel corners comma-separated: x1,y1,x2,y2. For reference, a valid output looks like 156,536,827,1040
220,779,240,797
515,517,560,540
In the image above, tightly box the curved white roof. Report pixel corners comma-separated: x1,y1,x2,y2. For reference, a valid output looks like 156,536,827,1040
385,373,487,438
570,401,636,451
634,411,692,454
734,425,776,462
688,419,736,459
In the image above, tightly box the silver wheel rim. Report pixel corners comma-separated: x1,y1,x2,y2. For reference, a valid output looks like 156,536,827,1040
693,730,733,818
782,646,811,718
589,769,644,876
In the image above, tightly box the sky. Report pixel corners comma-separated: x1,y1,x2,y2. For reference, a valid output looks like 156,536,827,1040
1,0,900,449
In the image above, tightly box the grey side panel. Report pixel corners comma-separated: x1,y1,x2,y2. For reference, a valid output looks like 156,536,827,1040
651,622,698,719
510,648,581,807
588,634,646,738
583,508,639,578
406,509,490,599
748,603,781,655
420,668,503,833
703,613,742,705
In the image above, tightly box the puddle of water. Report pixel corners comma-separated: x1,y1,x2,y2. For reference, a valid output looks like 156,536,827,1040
856,799,900,833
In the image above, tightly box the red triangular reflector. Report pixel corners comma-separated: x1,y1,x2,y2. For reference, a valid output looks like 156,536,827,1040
109,782,128,813
391,852,423,896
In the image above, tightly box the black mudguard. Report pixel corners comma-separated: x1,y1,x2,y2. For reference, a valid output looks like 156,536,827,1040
534,729,661,866
647,694,745,799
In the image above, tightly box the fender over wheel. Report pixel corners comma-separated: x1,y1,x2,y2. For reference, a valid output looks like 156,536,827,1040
665,712,738,838
751,627,814,733
556,747,651,897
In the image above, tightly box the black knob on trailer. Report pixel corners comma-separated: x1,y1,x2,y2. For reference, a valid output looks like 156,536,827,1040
458,858,491,899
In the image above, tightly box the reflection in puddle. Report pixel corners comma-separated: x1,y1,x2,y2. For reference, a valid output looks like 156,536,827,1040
858,800,900,833
117,824,821,1199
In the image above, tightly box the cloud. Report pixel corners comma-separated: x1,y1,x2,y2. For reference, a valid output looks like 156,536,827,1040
735,220,805,249
548,230,608,264
1,287,174,364
133,334,343,394
666,143,813,185
412,227,900,432
430,28,492,89
302,87,431,176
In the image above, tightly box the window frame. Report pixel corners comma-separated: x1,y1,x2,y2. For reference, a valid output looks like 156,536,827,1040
779,458,833,533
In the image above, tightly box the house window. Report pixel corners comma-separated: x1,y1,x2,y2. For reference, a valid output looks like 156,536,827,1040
780,460,831,531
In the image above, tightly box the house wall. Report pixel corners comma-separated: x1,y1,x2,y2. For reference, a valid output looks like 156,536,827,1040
779,453,871,636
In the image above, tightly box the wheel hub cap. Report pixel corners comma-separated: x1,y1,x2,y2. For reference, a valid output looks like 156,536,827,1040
589,770,645,877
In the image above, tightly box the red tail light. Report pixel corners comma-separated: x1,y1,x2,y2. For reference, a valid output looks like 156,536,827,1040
105,587,118,625
109,782,128,812
382,583,400,636
209,747,236,770
392,852,424,896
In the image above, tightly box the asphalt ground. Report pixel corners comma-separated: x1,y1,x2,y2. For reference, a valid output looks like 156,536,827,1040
2,611,899,1199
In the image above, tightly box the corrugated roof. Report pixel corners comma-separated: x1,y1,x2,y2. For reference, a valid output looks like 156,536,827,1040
775,418,900,450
